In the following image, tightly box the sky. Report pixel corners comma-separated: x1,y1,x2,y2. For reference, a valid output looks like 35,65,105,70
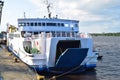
0,0,120,33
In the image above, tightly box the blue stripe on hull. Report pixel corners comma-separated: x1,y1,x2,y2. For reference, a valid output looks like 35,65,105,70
86,64,96,69
29,65,87,75
30,64,96,75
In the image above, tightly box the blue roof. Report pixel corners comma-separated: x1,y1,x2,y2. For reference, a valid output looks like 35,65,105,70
18,18,79,23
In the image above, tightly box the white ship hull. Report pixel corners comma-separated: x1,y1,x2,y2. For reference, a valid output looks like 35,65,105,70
7,33,97,75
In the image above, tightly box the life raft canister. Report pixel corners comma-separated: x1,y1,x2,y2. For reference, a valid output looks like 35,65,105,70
34,41,39,46
36,41,39,45
80,33,86,38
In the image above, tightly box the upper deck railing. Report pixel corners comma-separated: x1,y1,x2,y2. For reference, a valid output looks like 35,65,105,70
24,32,92,40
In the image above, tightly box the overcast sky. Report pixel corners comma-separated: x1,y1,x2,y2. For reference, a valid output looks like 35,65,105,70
1,0,120,33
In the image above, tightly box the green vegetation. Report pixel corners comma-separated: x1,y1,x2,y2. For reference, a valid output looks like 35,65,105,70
24,46,40,54
30,48,39,54
91,32,120,36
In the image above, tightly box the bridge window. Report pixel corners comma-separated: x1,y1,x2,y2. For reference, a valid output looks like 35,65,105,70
19,23,30,26
75,24,78,27
42,23,45,26
26,23,30,26
58,23,60,26
30,23,34,26
20,23,26,26
61,23,64,27
65,23,69,27
38,23,41,26
70,24,74,27
18,23,22,27
35,23,37,26
46,23,57,26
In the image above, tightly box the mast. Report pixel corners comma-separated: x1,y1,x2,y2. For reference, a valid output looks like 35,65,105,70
44,0,52,19
0,0,4,24
24,12,26,18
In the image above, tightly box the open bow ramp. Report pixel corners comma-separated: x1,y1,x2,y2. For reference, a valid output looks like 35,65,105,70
35,48,88,75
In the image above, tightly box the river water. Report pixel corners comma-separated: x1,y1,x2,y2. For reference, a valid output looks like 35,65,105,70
93,36,120,80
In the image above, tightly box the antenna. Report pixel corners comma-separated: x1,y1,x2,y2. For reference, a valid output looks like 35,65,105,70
24,12,26,18
44,0,52,18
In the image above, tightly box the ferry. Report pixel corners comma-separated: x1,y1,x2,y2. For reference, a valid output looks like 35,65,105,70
7,1,98,75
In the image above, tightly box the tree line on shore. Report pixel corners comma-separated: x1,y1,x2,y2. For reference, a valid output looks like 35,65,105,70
91,32,120,36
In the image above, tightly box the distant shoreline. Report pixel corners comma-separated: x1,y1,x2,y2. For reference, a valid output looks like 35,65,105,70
91,32,120,36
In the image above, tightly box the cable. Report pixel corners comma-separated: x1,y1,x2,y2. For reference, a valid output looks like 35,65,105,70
49,56,96,80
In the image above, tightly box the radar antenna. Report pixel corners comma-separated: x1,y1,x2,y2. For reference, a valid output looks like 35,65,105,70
44,0,52,18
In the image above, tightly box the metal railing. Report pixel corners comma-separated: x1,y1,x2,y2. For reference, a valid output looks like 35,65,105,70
24,32,92,39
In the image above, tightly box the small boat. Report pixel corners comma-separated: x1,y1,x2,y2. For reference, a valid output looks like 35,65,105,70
7,1,98,75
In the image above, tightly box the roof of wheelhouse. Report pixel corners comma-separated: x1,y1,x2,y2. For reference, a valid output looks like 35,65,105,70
18,18,79,23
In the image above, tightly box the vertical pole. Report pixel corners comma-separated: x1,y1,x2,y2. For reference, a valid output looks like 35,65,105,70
0,0,4,24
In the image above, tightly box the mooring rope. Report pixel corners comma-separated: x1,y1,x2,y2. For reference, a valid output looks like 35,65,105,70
49,56,96,80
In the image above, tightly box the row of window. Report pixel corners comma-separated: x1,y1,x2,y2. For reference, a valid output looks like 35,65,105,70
18,22,78,27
